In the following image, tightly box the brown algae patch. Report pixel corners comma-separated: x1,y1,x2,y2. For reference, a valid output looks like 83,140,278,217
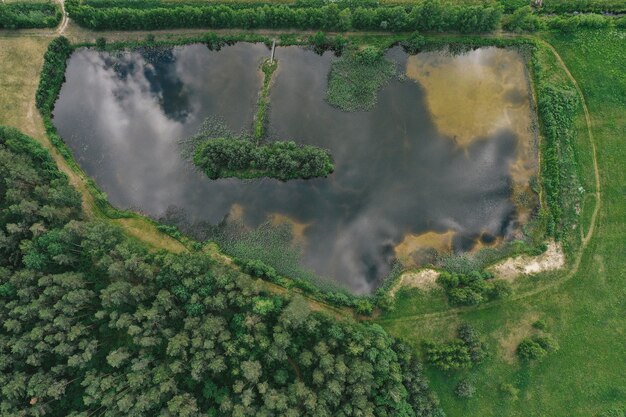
394,230,455,266
405,48,532,148
406,47,538,199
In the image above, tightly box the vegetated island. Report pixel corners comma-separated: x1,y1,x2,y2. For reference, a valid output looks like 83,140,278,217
326,45,397,112
189,121,334,182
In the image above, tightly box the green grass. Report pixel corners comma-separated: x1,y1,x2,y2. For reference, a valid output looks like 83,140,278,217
377,29,626,417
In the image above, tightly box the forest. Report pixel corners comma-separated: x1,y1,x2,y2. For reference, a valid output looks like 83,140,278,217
0,125,441,416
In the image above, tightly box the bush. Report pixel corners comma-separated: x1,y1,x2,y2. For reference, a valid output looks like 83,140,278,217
517,338,547,361
499,382,520,400
437,270,509,306
455,380,476,398
517,334,559,361
502,6,545,33
425,324,487,371
95,37,107,50
401,31,426,54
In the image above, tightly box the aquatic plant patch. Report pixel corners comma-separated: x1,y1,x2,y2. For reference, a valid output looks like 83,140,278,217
326,46,397,111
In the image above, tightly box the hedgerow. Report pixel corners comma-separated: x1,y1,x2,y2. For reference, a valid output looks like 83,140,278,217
66,0,504,33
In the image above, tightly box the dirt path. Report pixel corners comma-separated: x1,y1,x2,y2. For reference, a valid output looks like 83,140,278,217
377,38,602,324
56,0,69,35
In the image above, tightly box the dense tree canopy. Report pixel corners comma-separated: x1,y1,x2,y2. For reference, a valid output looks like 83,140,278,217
193,137,334,181
0,126,443,416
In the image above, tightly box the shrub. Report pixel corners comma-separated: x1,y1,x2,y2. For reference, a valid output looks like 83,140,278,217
455,380,476,398
517,338,547,361
517,334,558,361
424,340,472,371
499,382,520,400
401,31,426,54
502,6,545,33
437,270,509,306
425,324,487,371
95,37,107,50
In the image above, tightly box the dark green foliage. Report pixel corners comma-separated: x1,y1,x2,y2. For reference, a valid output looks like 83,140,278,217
0,2,61,29
193,137,334,181
437,270,511,306
0,127,82,269
0,127,444,416
517,334,559,361
424,324,487,371
95,37,107,50
35,37,73,116
326,46,396,112
309,31,348,55
66,0,503,33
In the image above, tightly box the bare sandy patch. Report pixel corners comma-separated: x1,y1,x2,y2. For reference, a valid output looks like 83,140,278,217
490,241,565,280
389,269,440,297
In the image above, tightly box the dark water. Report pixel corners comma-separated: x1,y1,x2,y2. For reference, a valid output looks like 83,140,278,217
53,43,527,293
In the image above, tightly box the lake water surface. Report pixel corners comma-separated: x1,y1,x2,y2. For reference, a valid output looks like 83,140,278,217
53,43,537,293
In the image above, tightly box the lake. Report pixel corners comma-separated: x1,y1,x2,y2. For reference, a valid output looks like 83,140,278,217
53,42,537,293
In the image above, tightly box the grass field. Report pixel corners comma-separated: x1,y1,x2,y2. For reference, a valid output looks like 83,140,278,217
377,29,626,417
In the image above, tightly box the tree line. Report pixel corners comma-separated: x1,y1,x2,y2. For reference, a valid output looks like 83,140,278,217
66,0,504,33
0,125,444,416
0,2,61,29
